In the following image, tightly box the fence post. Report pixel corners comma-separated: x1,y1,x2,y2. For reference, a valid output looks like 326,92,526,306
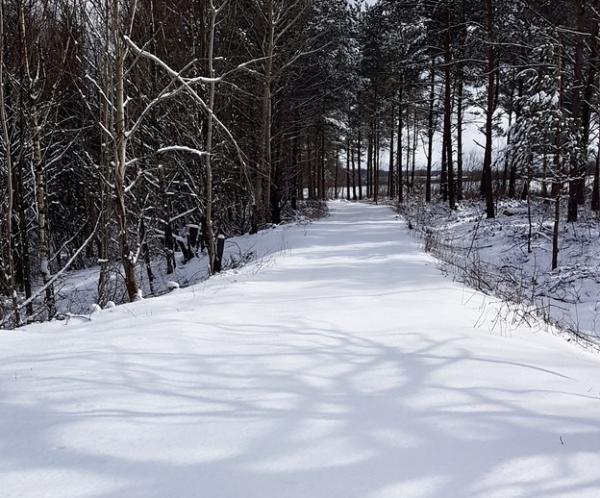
215,234,225,273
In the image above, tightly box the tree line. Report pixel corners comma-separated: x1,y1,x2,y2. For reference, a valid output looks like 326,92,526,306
0,0,598,326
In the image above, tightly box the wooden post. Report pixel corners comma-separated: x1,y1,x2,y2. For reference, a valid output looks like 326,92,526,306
214,234,225,273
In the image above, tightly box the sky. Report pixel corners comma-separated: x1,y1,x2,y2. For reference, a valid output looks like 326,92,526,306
374,101,507,173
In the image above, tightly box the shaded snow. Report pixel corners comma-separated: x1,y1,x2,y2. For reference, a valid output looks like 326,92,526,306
1,201,600,498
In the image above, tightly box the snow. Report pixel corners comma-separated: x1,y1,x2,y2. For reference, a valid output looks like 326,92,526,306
53,221,284,317
400,197,600,342
166,280,180,290
1,201,600,498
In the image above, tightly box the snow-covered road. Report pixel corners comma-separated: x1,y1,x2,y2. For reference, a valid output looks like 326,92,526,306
2,201,600,498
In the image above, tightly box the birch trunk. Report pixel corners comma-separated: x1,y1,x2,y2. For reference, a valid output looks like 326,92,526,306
111,0,139,301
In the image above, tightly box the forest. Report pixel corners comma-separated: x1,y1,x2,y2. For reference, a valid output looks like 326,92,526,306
1,0,599,328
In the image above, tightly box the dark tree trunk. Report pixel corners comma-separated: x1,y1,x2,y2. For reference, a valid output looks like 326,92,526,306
160,167,176,274
502,82,515,195
411,107,417,190
358,128,363,200
140,218,154,296
508,80,523,198
388,103,395,199
552,193,561,270
456,62,464,202
397,86,404,204
584,21,599,211
592,145,600,212
374,120,380,203
351,141,357,200
567,0,586,222
405,103,411,193
481,0,496,218
346,142,351,200
426,65,435,202
320,124,326,200
367,121,374,199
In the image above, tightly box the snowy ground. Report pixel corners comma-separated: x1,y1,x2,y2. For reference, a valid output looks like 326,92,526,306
53,222,294,317
9,203,324,324
1,201,600,498
400,198,600,344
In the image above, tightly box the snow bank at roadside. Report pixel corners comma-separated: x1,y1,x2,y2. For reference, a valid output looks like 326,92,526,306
50,206,326,320
399,198,600,345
